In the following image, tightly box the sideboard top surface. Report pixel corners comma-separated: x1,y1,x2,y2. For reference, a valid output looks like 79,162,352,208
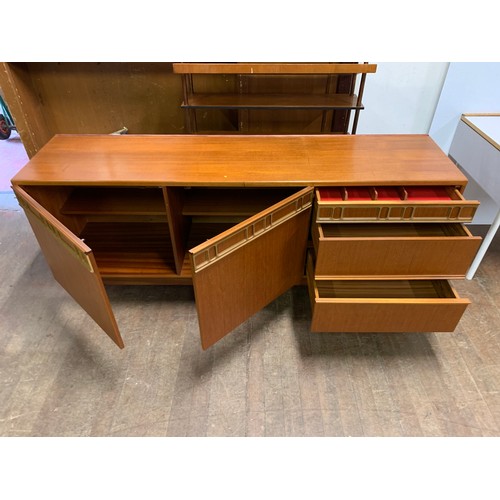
11,134,469,187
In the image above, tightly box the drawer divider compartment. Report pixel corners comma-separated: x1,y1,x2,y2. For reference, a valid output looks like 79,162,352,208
315,186,479,222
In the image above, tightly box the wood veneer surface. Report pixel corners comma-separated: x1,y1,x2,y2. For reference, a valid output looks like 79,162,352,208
191,189,312,349
181,93,361,109
314,221,482,278
61,187,167,215
12,187,124,348
11,134,469,187
173,63,377,74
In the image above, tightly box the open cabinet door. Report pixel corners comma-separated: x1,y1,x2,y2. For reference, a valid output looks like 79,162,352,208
12,185,124,349
189,187,314,349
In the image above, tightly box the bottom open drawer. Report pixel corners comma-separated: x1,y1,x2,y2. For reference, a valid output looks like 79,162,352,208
306,253,470,333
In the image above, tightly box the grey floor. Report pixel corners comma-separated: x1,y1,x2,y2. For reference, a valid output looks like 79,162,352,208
1,203,499,437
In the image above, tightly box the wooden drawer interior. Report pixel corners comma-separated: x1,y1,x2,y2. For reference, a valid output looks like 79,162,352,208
317,185,464,202
306,252,470,333
318,222,471,238
312,222,481,278
315,279,456,299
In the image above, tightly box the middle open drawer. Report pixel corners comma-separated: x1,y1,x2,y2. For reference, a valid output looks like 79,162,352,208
312,222,481,278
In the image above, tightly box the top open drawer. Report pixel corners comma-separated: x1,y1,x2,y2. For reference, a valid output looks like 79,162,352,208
315,186,479,223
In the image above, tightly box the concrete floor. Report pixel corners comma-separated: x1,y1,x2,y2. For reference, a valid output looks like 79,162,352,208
0,130,29,192
1,203,499,437
1,133,499,437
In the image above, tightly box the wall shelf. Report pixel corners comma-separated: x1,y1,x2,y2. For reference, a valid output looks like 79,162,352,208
173,62,376,134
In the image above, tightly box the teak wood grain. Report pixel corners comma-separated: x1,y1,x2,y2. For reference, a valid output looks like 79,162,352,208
182,187,298,216
181,93,362,110
163,187,191,275
313,223,482,278
11,134,469,188
9,133,480,349
190,188,313,349
61,187,167,215
12,186,124,348
306,255,470,333
21,185,86,236
173,63,378,74
80,222,177,278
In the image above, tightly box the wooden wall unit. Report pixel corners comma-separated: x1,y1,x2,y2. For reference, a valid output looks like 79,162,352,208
11,134,480,351
173,63,377,134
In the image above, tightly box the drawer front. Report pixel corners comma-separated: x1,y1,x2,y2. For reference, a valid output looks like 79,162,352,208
306,253,470,333
315,186,479,223
312,222,482,278
310,299,469,332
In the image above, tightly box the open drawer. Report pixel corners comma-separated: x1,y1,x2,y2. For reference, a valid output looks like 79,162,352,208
315,186,479,223
306,253,470,333
312,222,482,278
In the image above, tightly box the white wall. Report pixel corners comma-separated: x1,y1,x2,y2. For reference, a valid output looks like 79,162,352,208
355,62,449,134
429,62,500,154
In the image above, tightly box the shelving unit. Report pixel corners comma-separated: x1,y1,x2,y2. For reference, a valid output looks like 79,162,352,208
173,63,377,134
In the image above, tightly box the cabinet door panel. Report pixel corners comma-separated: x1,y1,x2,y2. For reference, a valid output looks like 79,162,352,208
190,187,314,349
13,186,124,348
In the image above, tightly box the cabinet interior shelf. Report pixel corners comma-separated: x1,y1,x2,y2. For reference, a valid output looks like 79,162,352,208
182,187,298,216
80,222,176,276
62,187,166,215
80,220,235,279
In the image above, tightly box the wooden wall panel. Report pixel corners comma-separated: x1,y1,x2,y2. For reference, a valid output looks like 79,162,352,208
0,63,53,157
22,62,185,136
1,62,191,156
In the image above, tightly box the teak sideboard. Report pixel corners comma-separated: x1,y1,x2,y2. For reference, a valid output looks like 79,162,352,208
11,134,482,350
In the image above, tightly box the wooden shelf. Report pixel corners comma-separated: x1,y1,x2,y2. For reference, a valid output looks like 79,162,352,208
81,220,238,281
182,188,298,216
62,187,167,216
173,63,377,75
176,62,376,134
80,222,177,277
181,93,362,110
